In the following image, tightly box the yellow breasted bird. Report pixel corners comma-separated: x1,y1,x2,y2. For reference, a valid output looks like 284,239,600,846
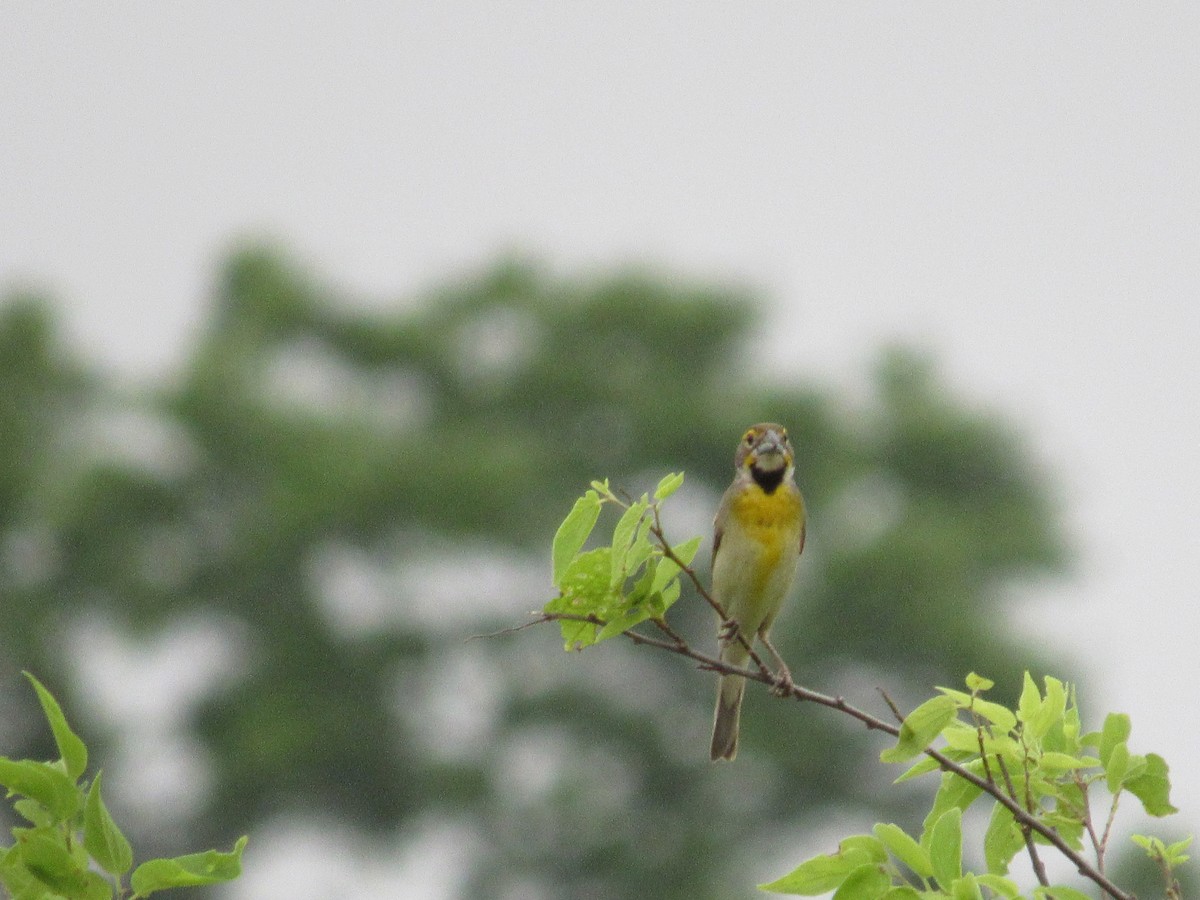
710,423,806,761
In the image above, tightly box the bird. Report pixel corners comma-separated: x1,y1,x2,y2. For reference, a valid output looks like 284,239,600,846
709,422,806,761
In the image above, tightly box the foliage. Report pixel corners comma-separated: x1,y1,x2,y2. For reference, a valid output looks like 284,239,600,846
0,673,245,900
542,487,1189,899
1,247,1073,898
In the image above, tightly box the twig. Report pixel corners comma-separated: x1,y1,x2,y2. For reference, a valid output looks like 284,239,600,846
996,752,1052,890
528,608,1136,900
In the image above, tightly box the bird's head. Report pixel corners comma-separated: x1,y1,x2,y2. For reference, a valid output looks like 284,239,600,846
734,423,794,475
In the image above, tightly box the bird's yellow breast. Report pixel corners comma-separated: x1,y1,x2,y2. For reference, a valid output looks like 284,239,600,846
726,483,804,584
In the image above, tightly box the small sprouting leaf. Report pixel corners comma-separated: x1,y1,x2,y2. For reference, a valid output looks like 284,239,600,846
654,471,684,500
23,673,88,782
880,696,957,763
873,823,932,878
130,835,247,897
1166,835,1193,859
84,772,134,876
929,807,962,887
1105,741,1130,793
1132,835,1161,854
1125,753,1178,816
551,491,602,588
758,846,873,895
965,672,994,692
1099,713,1131,767
830,863,889,900
0,759,81,821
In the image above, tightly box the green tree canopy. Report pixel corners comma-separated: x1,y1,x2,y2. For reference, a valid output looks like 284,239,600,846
0,247,1068,898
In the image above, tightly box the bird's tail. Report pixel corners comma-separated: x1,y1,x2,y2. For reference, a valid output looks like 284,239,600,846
710,672,745,761
711,635,751,761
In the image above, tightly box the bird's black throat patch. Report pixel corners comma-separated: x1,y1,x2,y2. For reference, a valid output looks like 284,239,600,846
750,465,785,494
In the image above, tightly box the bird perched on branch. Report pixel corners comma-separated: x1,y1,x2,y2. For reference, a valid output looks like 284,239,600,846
710,423,806,761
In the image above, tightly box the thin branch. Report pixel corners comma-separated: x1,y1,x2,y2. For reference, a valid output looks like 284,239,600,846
528,608,1135,900
996,751,1052,889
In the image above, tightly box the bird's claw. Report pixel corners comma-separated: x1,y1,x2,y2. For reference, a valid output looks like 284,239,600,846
770,667,795,697
718,618,740,644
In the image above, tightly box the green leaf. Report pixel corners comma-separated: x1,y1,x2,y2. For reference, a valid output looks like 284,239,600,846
23,673,88,782
1016,672,1040,726
1098,713,1131,767
971,700,1017,733
936,687,1016,733
1104,741,1129,793
1037,752,1089,773
873,823,932,878
928,807,962,887
950,873,983,900
610,497,648,586
893,755,942,783
0,758,81,821
840,835,888,865
759,847,873,895
11,798,52,827
830,863,890,900
983,801,1023,875
670,535,702,567
594,602,653,643
1165,835,1193,863
646,536,698,604
654,471,684,500
130,835,247,897
965,672,994,692
881,888,922,900
921,771,983,850
551,491,602,589
1033,886,1092,900
545,547,618,649
1125,753,1178,816
84,772,134,876
880,696,957,763
975,873,1021,898
1027,676,1066,740
14,826,92,897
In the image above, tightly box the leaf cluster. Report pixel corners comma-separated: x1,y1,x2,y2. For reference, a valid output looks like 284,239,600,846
763,672,1185,899
544,473,698,649
0,674,245,900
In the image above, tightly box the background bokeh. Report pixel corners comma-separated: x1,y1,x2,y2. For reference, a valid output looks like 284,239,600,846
2,4,1197,898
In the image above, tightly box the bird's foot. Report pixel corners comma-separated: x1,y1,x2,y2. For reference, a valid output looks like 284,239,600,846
770,665,795,697
718,618,740,644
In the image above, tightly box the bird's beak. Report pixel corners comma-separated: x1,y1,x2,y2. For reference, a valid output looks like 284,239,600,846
753,431,788,469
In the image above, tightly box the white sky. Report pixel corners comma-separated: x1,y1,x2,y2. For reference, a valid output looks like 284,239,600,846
3,1,1198,891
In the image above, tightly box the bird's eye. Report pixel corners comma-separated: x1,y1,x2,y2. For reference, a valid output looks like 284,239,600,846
744,433,754,445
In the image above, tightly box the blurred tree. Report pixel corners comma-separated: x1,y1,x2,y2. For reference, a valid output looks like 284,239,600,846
0,247,1069,898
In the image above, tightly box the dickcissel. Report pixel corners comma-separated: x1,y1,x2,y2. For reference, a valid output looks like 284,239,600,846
710,422,806,761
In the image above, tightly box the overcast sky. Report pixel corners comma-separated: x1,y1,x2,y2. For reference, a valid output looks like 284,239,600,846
3,2,1198,892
